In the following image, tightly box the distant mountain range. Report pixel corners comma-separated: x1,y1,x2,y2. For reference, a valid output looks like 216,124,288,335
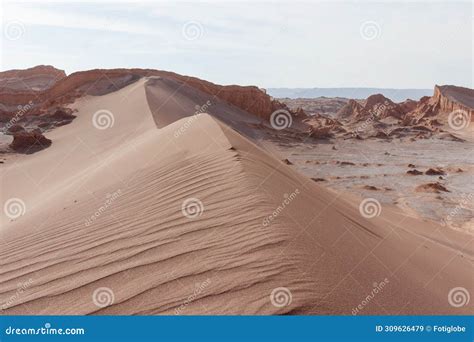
267,88,433,102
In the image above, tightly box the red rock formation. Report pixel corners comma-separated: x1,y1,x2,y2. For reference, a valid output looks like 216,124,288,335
0,65,66,90
0,66,294,122
41,68,292,120
0,66,66,113
337,94,405,121
279,97,349,116
398,99,418,113
303,113,345,138
308,125,334,139
49,108,76,121
407,169,423,176
415,182,450,193
336,99,364,119
432,85,473,115
425,168,446,176
337,85,473,130
6,124,25,134
404,85,474,124
10,129,52,153
0,65,65,79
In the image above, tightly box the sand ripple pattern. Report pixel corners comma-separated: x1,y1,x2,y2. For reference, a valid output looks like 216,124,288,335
0,134,305,315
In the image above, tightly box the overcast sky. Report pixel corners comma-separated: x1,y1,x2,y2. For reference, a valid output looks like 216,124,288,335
0,0,472,89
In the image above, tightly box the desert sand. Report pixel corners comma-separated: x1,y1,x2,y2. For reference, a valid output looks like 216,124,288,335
0,76,472,315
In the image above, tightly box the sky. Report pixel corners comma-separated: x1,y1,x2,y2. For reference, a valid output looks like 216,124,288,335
0,0,472,89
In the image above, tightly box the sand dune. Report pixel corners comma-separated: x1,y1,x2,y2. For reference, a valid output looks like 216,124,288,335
1,77,472,315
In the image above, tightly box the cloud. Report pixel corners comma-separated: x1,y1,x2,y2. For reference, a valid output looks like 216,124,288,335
3,2,160,36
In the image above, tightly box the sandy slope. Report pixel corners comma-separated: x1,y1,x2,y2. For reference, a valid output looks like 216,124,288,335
1,78,472,315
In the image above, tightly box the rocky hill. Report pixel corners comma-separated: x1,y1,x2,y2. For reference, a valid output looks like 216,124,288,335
0,67,292,125
405,85,474,124
0,65,66,91
336,94,406,121
278,97,349,117
337,85,473,125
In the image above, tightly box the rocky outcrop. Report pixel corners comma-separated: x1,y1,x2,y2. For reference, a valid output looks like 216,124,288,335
0,66,66,116
278,97,349,116
398,99,418,113
6,124,25,134
40,68,291,120
302,114,345,139
308,125,334,139
337,94,405,121
10,129,52,153
432,85,473,115
0,66,66,112
336,99,364,119
404,85,474,124
0,65,66,90
49,108,76,121
425,168,446,176
0,65,65,79
415,182,450,193
337,94,411,121
366,94,406,119
336,85,473,135
0,66,294,123
407,169,423,176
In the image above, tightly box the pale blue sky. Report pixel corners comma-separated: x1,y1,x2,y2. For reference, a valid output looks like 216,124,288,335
1,0,472,89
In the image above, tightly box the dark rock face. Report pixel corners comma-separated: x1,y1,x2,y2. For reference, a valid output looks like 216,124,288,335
6,124,25,134
425,168,446,176
10,130,52,153
49,108,76,121
416,182,450,193
407,169,423,176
